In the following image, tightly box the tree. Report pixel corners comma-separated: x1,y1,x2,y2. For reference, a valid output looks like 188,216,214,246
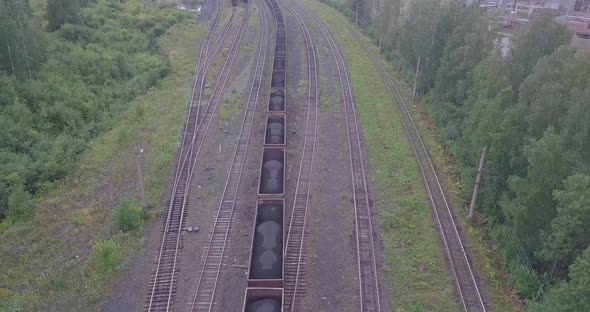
47,0,81,31
376,0,401,50
507,128,572,255
509,15,571,97
0,0,46,78
539,174,590,277
430,6,493,122
529,247,590,312
398,0,461,92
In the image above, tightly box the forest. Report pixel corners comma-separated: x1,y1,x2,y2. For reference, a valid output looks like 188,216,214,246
0,0,191,224
324,0,590,310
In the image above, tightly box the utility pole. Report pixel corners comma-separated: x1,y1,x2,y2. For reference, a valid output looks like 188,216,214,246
412,56,420,101
356,1,359,27
6,42,15,75
136,148,148,209
469,147,487,219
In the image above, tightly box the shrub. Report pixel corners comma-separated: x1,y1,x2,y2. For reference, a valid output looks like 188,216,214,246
92,239,123,274
7,184,35,221
114,200,143,231
87,239,123,301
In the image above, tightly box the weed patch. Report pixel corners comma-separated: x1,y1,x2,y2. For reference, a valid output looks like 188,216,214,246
115,201,144,232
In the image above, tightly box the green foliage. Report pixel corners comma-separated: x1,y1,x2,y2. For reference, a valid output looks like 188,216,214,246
7,183,36,221
0,0,192,223
508,15,571,95
528,247,590,312
0,0,47,78
92,239,123,274
47,0,81,31
0,290,38,312
87,239,123,301
114,200,143,231
324,0,588,306
539,174,590,275
507,128,572,254
398,0,460,92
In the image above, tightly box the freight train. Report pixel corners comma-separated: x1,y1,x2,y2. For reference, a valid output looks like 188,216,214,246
242,0,287,310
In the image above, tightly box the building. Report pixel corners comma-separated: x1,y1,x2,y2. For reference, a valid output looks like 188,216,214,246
573,0,590,11
558,0,590,11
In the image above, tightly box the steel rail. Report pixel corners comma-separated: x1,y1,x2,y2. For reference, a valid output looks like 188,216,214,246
324,7,487,312
187,2,262,311
277,1,319,311
289,1,382,311
165,7,237,234
146,5,251,312
147,1,224,309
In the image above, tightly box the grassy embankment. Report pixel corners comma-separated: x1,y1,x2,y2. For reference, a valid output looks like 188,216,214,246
0,16,204,312
306,0,521,311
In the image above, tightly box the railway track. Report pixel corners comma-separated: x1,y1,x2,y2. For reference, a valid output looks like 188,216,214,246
288,1,382,311
278,1,319,311
187,1,266,311
323,5,488,312
145,4,250,312
170,7,236,207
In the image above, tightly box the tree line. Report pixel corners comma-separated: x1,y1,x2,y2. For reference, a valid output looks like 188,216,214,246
0,0,192,224
324,0,590,310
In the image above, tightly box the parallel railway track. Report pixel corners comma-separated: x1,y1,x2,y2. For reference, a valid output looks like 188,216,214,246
188,1,268,311
146,4,250,311
170,7,236,208
324,5,488,312
288,2,382,311
278,1,319,311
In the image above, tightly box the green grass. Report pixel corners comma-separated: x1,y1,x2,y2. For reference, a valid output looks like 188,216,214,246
307,1,523,311
0,19,204,311
410,95,524,311
305,1,460,311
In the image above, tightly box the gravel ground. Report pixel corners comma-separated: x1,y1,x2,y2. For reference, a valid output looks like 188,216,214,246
102,0,251,310
289,9,360,311
215,1,310,310
104,0,392,311
186,2,273,311
172,3,260,311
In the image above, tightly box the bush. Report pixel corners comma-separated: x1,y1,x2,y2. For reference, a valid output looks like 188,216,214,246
114,201,143,231
92,239,123,274
7,184,35,221
87,239,123,301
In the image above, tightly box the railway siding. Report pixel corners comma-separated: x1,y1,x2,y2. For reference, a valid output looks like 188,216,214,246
300,0,474,311
307,2,522,311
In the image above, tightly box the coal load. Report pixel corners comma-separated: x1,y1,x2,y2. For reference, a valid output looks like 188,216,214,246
275,46,286,58
271,72,285,87
261,160,283,194
269,95,284,111
266,122,284,144
250,204,283,279
273,58,285,70
245,298,281,312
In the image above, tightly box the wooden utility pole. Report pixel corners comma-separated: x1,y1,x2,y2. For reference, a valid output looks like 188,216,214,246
469,147,487,219
412,56,421,101
356,1,359,27
6,42,15,75
136,148,148,209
